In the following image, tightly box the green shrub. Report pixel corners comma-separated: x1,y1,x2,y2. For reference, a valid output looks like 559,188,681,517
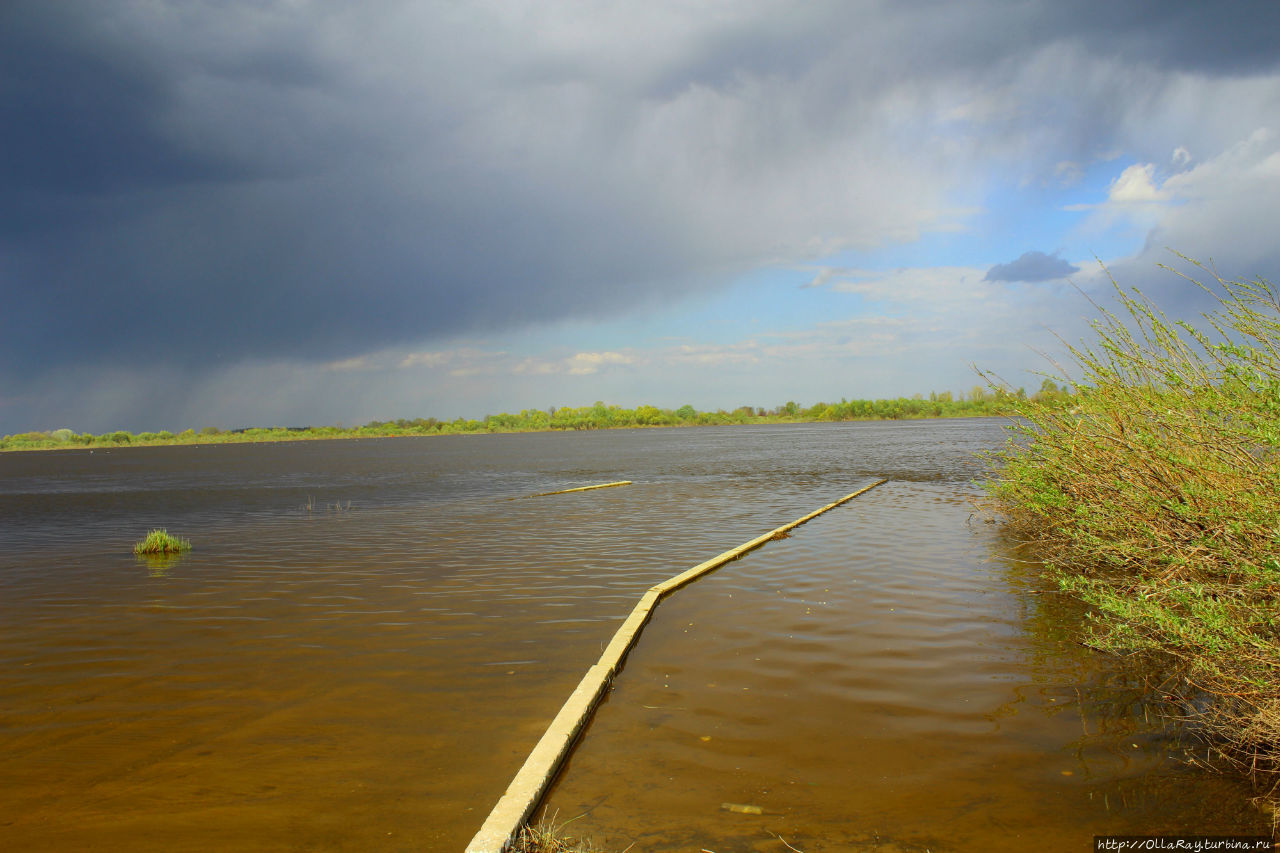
985,258,1280,798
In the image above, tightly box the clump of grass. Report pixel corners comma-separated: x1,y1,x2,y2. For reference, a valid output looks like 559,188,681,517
984,256,1280,811
133,529,192,556
511,812,602,853
303,495,352,513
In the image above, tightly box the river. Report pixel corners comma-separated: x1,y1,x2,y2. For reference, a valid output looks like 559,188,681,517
0,421,1268,850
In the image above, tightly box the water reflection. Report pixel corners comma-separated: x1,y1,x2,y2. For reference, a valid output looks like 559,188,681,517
136,552,186,577
995,543,1267,833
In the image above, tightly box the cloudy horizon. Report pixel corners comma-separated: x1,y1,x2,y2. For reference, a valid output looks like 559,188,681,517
4,0,1280,434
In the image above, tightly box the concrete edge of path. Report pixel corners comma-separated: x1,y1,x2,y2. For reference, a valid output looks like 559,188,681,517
516,481,634,499
464,478,889,853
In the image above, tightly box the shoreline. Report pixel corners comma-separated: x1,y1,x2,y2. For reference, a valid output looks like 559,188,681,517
1,407,1020,453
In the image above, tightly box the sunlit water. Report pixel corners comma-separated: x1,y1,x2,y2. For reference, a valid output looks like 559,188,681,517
0,422,1268,851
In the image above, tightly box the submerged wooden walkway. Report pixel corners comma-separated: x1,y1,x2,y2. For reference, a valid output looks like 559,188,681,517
466,478,889,853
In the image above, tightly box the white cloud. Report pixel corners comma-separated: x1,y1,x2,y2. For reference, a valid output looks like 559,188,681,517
1068,129,1280,297
1053,160,1084,187
398,351,453,369
511,357,558,376
820,266,986,304
664,342,762,367
938,90,1018,125
1160,128,1278,199
325,356,375,372
1097,127,1280,315
565,351,633,375
513,350,635,376
398,348,512,375
1108,163,1170,203
799,265,870,289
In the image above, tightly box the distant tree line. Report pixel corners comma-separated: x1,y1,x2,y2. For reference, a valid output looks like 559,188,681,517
0,385,1069,451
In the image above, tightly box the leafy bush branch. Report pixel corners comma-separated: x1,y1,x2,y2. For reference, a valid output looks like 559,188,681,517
984,257,1280,805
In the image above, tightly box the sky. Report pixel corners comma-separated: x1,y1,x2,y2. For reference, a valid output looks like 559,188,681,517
4,0,1280,434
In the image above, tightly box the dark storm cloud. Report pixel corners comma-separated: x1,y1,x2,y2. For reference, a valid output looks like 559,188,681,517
1049,0,1280,75
0,3,696,373
0,1,707,377
0,7,229,199
2,0,1279,401
898,0,1280,77
984,251,1079,283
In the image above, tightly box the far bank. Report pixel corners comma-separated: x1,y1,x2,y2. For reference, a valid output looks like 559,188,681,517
1,392,1046,452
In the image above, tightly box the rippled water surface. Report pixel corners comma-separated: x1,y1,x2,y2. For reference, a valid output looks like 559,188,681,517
0,422,1268,851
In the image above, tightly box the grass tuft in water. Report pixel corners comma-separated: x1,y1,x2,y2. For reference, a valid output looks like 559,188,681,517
511,812,605,853
983,255,1280,816
133,529,192,556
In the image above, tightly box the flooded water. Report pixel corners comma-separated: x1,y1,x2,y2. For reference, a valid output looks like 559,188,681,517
0,421,1268,851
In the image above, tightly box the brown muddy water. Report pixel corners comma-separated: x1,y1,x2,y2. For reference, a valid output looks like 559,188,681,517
0,421,1269,851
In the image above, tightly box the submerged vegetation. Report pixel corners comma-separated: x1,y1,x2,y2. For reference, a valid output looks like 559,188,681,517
133,529,192,556
1,392,1027,452
985,259,1280,811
